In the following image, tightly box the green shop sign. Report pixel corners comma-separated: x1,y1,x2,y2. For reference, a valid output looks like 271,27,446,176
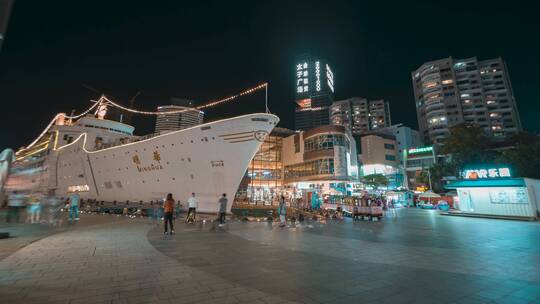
407,146,433,155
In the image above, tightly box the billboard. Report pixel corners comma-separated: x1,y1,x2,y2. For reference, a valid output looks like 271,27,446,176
295,55,334,100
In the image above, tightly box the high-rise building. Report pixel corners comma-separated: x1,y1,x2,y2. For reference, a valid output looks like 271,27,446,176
0,0,13,52
294,54,335,130
329,97,391,135
412,57,522,144
154,98,204,134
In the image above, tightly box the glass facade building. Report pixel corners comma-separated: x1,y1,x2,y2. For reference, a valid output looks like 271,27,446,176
235,128,294,205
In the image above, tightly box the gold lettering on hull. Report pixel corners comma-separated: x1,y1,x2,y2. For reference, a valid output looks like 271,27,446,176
132,151,164,173
136,163,164,172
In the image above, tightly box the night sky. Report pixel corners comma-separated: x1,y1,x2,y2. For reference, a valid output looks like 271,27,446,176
1,1,539,150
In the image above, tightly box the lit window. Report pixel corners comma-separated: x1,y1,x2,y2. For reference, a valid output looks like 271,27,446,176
460,93,470,98
423,81,438,89
486,100,496,105
442,79,453,85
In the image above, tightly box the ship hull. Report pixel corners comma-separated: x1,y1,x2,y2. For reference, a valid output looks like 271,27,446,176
10,113,279,213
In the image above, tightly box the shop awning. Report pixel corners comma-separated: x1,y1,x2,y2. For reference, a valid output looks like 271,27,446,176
445,178,526,189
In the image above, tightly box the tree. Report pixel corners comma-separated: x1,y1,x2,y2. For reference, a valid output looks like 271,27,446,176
362,174,389,189
415,170,430,188
428,162,457,193
442,123,495,168
498,132,540,179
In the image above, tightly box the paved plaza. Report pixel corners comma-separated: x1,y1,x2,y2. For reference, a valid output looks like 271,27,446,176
1,209,540,304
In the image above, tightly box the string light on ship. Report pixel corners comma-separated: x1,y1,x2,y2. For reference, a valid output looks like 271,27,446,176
20,82,268,151
100,82,268,114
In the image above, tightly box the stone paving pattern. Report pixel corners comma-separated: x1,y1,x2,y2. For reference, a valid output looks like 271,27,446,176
1,209,540,303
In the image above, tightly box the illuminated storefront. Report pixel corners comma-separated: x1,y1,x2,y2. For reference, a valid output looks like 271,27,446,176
235,128,294,205
404,145,436,190
445,165,540,219
282,125,360,207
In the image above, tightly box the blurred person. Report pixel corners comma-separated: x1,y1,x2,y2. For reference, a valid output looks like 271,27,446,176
278,195,286,227
28,194,42,224
149,201,158,225
217,193,228,227
68,191,80,223
163,193,174,235
186,192,197,223
175,201,181,220
44,196,62,226
353,203,359,221
7,191,25,223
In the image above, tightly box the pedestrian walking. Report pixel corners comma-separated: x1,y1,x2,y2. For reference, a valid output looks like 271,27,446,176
218,193,228,227
7,191,25,223
278,195,286,227
186,193,198,223
163,193,175,235
68,192,80,222
150,201,159,225
28,194,42,224
175,201,181,220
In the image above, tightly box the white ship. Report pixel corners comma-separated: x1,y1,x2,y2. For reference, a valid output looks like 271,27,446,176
1,97,278,213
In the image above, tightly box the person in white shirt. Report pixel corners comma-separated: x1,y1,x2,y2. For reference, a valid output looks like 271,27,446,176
186,193,198,223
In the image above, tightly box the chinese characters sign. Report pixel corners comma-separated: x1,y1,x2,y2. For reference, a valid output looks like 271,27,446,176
408,146,433,155
296,62,309,94
326,64,334,93
295,57,335,98
315,61,321,91
463,167,512,179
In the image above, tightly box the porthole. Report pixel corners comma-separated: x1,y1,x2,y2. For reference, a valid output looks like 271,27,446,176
171,144,174,146
172,177,175,181
162,145,165,148
190,140,193,143
212,137,215,140
166,162,169,165
187,157,191,162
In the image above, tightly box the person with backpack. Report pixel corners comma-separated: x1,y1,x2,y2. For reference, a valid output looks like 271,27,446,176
163,193,175,235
